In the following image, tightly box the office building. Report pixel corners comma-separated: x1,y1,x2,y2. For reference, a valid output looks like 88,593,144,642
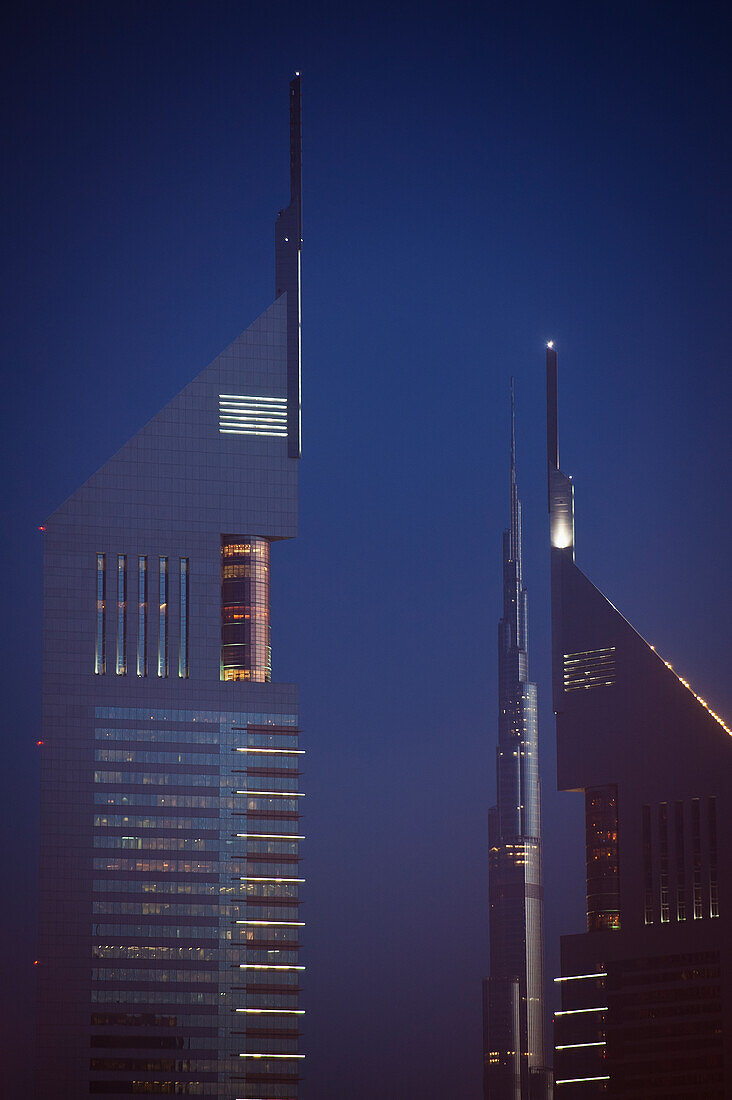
547,343,732,1096
36,76,305,1099
483,384,552,1099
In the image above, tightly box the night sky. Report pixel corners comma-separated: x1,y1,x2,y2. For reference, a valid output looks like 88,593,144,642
2,3,731,1097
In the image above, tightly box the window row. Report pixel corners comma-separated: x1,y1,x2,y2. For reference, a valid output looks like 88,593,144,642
93,945,218,961
95,748,219,766
92,925,219,941
93,836,218,852
94,815,218,831
93,879,218,896
95,793,219,809
93,859,219,873
93,771,218,788
93,901,218,916
95,555,188,678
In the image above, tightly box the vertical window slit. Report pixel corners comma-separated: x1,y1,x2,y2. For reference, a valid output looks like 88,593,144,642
709,797,718,918
692,798,702,919
659,803,669,922
675,801,685,921
137,556,147,677
95,553,106,675
179,558,189,678
642,804,654,925
116,554,127,675
158,557,168,678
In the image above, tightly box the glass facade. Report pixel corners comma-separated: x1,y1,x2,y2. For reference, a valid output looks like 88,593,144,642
38,76,303,1099
585,785,620,932
221,537,271,682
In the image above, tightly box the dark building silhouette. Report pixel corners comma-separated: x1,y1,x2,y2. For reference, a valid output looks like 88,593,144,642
483,385,552,1099
547,342,732,1096
36,77,305,1099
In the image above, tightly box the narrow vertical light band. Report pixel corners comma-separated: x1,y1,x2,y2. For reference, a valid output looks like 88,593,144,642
95,553,106,675
179,558,189,678
116,554,127,675
158,557,168,678
137,556,147,677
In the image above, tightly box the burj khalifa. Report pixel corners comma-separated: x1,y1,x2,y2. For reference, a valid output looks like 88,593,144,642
483,383,552,1099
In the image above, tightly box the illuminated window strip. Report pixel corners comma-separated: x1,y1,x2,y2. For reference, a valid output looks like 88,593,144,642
556,1078,610,1086
555,1007,607,1016
554,973,607,982
555,1042,606,1050
239,964,305,971
220,428,288,437
239,876,305,883
236,790,304,797
235,747,305,755
235,1008,305,1014
220,394,286,403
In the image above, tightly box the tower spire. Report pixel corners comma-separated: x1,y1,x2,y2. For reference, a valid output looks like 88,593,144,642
510,377,520,567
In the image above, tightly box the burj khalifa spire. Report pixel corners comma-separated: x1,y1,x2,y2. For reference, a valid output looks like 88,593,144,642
483,382,552,1100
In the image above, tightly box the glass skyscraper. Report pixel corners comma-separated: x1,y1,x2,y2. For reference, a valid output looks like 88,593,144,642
36,77,304,1099
547,343,732,1096
483,385,552,1100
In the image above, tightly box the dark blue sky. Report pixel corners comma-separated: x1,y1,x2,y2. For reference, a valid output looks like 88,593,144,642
2,3,731,1097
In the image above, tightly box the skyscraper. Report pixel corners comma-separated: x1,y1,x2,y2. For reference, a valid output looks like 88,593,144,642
547,343,732,1096
483,384,552,1100
36,76,305,1099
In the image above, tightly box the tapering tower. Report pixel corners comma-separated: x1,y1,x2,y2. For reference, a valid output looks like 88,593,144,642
36,76,305,1099
548,343,732,1096
484,383,552,1100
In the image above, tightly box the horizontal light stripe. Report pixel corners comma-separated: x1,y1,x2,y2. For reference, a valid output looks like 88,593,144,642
555,1007,607,1016
235,1008,305,1014
236,790,304,797
554,973,607,982
556,1078,610,1086
237,833,305,840
220,428,288,436
239,964,305,970
220,394,286,403
555,1042,606,1050
240,876,305,883
236,747,305,755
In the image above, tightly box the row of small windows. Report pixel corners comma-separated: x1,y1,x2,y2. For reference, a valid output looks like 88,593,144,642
92,968,217,983
93,879,219,896
93,836,218,852
92,925,219,940
91,990,218,1005
93,859,219,873
96,727,221,745
93,771,219,787
95,555,188,679
90,1058,218,1071
93,901,217,916
90,1012,219,1028
95,793,218,808
93,946,218,961
94,815,218,830
95,748,219,766
95,706,297,727
89,1083,220,1095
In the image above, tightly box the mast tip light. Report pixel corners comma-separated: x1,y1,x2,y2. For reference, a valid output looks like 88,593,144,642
547,340,554,349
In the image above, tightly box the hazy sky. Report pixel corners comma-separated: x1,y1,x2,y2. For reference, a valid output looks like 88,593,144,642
2,2,731,1096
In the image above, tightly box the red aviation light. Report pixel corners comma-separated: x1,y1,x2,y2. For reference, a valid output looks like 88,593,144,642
38,526,46,532
37,740,45,746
